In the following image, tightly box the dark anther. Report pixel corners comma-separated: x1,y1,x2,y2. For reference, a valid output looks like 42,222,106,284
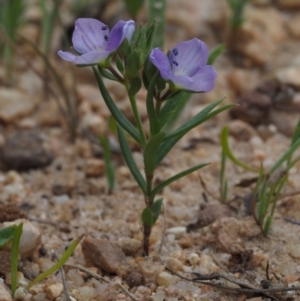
101,25,108,30
172,48,179,56
104,35,108,41
172,60,178,66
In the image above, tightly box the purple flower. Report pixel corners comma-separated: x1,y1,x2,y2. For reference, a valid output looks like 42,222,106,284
58,18,135,66
149,38,217,92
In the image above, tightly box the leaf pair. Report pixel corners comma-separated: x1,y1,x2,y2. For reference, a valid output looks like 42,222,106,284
142,198,163,227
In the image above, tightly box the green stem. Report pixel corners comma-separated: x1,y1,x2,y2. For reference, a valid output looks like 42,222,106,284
146,174,154,205
143,223,152,256
128,94,147,147
143,172,154,256
155,100,162,116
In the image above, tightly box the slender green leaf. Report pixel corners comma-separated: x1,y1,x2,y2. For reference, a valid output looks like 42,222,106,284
150,163,209,198
221,126,258,172
164,98,226,141
0,226,15,247
222,181,228,203
269,138,300,174
152,198,163,224
257,179,267,222
251,164,264,218
11,223,23,297
156,103,233,165
146,73,161,136
92,66,141,143
117,125,146,194
99,135,115,192
142,207,153,227
26,235,83,290
263,182,275,219
270,175,287,218
290,119,300,145
263,215,272,235
208,44,225,65
287,155,300,171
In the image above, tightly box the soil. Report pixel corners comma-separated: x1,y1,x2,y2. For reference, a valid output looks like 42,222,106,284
1,0,300,300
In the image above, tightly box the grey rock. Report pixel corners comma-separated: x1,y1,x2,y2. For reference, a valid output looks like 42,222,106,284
0,130,53,171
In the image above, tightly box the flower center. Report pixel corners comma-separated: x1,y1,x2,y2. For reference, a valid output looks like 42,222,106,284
172,48,179,56
172,60,178,67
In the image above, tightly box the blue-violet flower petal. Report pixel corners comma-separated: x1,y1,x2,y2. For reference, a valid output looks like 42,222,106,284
149,38,217,92
58,18,135,66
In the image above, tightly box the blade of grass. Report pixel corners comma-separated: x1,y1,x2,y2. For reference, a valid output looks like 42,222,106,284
221,126,258,172
26,235,84,290
11,223,23,297
269,138,300,174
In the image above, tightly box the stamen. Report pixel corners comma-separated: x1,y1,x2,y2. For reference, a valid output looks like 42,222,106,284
101,25,108,30
172,60,178,66
172,48,179,56
104,35,108,41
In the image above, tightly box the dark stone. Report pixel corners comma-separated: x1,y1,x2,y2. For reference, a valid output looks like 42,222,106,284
0,204,27,222
125,271,143,288
0,130,54,171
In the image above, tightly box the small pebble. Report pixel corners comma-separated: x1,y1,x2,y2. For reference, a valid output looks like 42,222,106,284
187,253,200,266
166,226,186,237
45,283,63,299
0,283,12,301
13,287,31,301
72,286,95,301
118,237,142,255
125,271,143,288
289,244,300,259
85,158,105,177
165,257,184,272
157,272,177,287
139,260,164,284
67,269,84,286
